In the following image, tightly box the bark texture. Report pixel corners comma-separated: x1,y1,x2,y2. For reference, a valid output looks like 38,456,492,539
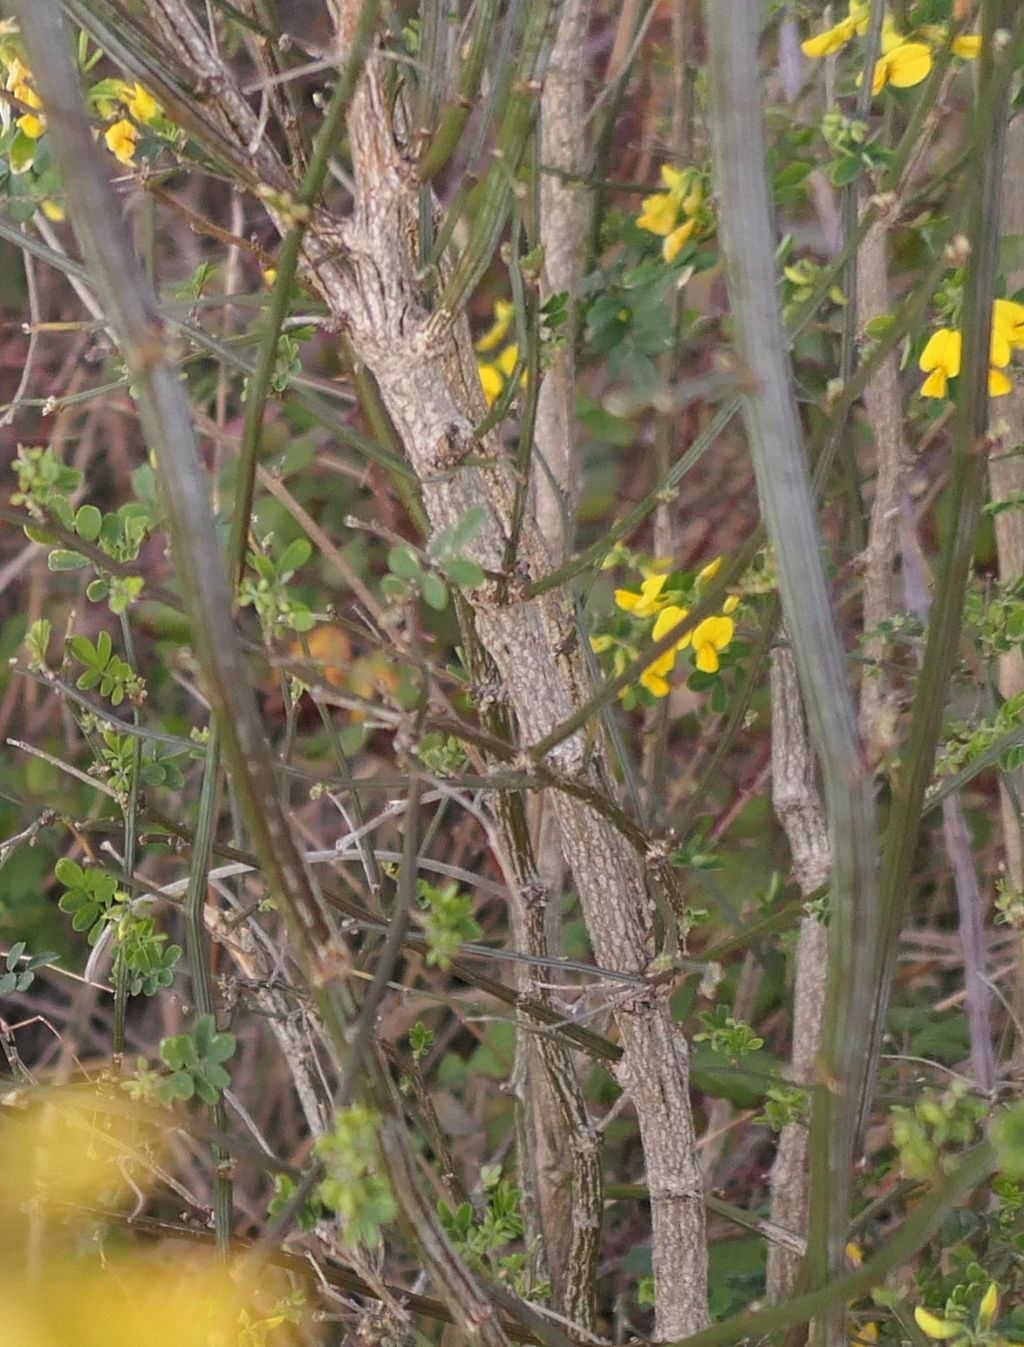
995,114,1024,1069
139,0,708,1334
766,646,830,1301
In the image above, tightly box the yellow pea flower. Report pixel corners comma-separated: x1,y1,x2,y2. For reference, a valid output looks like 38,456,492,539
919,327,962,399
652,603,691,647
977,1282,998,1332
664,217,697,263
637,190,679,237
801,1,869,57
125,80,160,124
696,556,722,587
104,117,139,165
16,111,45,139
616,573,674,618
690,615,734,674
913,1307,961,1340
801,16,858,58
869,41,932,93
41,199,65,221
993,297,1024,350
478,362,504,407
589,634,615,654
640,648,677,698
952,33,982,58
495,343,519,378
475,299,515,354
989,367,1013,397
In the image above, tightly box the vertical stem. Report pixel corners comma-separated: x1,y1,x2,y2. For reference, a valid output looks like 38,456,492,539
703,9,880,1339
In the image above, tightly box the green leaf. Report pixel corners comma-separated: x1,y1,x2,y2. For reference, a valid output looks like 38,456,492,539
9,129,37,174
388,545,421,580
421,572,448,611
48,549,89,572
55,857,85,887
74,504,103,542
442,557,485,588
278,537,313,578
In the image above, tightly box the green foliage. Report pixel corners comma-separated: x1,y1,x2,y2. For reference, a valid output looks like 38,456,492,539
438,1165,533,1292
239,535,316,636
314,1107,396,1248
159,1015,236,1105
414,878,482,969
0,941,56,995
891,1082,988,1181
694,1005,765,1062
757,1083,809,1132
384,507,486,612
416,733,467,775
409,1020,435,1060
68,630,146,707
268,1174,320,1234
55,857,126,944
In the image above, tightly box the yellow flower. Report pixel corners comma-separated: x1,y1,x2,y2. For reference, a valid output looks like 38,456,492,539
664,217,697,263
104,117,139,165
475,299,514,354
802,16,858,57
989,367,1013,397
919,327,962,399
652,603,691,647
495,343,519,378
125,81,159,124
640,648,677,698
16,111,44,139
589,634,615,654
869,41,932,93
637,190,679,237
993,297,1024,352
690,614,734,673
478,362,504,407
263,268,278,286
723,593,740,614
801,2,869,57
952,33,981,58
696,556,722,587
978,1282,998,1332
41,199,65,221
616,572,674,618
914,1307,961,1340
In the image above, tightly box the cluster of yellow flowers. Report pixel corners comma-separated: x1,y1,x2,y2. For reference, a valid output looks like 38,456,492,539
919,298,1024,400
4,56,44,139
915,1280,1000,1345
801,2,980,94
636,165,711,264
99,80,162,166
593,557,739,699
475,299,521,408
2,44,161,169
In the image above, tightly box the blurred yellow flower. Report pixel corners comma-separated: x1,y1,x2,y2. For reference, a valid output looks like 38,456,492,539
478,361,504,407
801,1,869,57
952,33,981,58
104,117,139,165
616,572,674,618
475,298,515,354
16,110,44,138
637,164,706,262
664,218,697,263
125,80,160,124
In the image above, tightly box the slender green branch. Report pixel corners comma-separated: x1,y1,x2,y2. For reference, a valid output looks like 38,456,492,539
863,3,1020,1136
704,1,880,1319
